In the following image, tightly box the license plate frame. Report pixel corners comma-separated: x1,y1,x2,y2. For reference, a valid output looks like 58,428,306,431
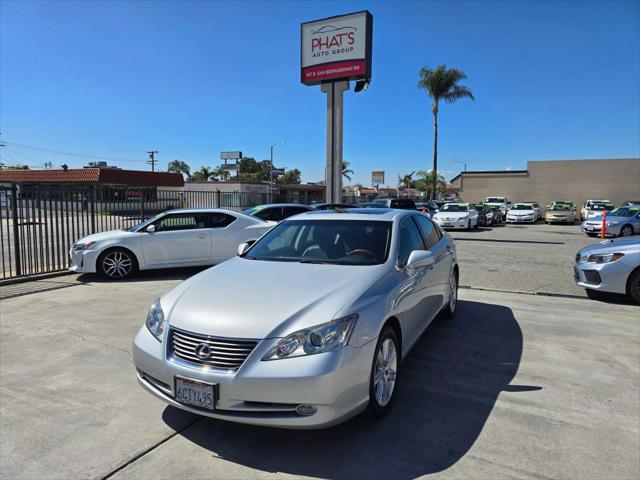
174,376,218,411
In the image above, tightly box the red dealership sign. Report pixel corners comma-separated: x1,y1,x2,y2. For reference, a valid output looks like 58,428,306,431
301,11,373,85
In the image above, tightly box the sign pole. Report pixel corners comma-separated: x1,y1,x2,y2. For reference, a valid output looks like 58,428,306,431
321,80,349,203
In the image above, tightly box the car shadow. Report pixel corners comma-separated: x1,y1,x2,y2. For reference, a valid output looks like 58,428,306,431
162,299,530,479
77,265,209,283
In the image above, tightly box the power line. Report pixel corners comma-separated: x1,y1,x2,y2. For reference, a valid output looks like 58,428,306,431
1,140,146,164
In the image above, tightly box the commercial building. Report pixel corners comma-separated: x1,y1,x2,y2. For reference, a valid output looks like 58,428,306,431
0,167,184,188
449,158,640,207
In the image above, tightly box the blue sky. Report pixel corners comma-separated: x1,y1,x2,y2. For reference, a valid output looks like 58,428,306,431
1,0,638,185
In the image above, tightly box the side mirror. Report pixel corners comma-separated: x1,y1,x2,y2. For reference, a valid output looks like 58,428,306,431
146,224,156,233
406,250,435,273
237,240,256,256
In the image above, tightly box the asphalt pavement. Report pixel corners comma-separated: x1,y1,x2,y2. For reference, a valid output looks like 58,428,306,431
1,269,638,479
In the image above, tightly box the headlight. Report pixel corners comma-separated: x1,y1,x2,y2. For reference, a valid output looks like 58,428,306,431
587,252,625,264
146,299,166,341
73,241,95,251
262,314,358,361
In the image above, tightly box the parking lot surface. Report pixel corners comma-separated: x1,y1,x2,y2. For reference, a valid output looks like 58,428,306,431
451,222,601,297
1,259,638,479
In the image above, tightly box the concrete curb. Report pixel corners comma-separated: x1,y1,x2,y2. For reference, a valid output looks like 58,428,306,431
0,271,75,287
459,284,588,300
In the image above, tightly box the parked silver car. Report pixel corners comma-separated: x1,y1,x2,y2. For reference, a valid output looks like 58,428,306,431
574,236,640,303
581,206,640,237
133,209,459,428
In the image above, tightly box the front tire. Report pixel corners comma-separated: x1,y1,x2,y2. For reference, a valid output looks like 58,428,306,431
627,270,640,304
367,327,400,418
620,225,634,237
442,268,458,318
466,220,472,231
98,248,137,280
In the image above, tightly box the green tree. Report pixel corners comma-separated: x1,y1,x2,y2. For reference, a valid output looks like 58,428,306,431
415,170,446,197
190,166,214,182
400,171,415,189
277,169,301,185
418,65,474,198
167,160,190,178
342,161,354,182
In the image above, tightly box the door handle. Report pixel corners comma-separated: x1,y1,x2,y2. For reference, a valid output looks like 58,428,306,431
198,233,208,239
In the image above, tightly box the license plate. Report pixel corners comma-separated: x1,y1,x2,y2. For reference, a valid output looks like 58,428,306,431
443,223,454,227
174,377,218,411
586,226,593,231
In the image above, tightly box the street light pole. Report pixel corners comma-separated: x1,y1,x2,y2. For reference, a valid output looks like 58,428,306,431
454,160,467,172
270,140,286,202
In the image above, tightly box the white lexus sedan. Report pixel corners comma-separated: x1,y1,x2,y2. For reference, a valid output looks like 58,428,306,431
132,208,459,428
69,208,274,280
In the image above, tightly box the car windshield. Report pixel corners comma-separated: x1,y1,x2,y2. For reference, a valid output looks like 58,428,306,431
242,206,263,215
590,204,612,211
244,219,392,265
472,205,486,212
441,204,468,212
125,212,164,232
485,197,505,203
609,207,638,217
550,205,570,211
511,204,533,210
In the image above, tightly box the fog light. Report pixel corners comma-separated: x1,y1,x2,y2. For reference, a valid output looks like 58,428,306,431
295,404,317,416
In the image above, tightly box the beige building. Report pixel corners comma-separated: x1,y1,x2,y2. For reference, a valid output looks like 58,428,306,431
450,158,640,208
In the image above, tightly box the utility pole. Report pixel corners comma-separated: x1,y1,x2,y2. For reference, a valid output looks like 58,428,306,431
147,150,158,172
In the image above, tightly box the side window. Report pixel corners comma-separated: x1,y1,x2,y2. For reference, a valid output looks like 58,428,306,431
397,217,425,268
255,207,283,222
207,213,236,228
155,214,204,232
414,215,441,249
282,206,309,218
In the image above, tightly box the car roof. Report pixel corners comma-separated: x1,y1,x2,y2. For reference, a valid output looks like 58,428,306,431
162,208,241,215
246,203,315,209
291,208,413,221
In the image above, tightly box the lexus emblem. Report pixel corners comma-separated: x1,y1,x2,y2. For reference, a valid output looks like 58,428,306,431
194,343,212,360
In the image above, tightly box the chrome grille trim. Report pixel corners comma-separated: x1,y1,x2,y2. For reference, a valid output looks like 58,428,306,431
169,328,258,370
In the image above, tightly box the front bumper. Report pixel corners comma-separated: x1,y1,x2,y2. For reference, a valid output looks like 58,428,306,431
506,216,535,223
68,248,99,273
435,220,468,229
132,325,376,429
546,215,573,223
574,262,628,294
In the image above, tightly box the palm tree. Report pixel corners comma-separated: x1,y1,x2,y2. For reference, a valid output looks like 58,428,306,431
212,166,228,181
191,166,213,182
400,171,415,189
416,170,446,197
342,161,354,182
167,160,190,178
418,65,474,199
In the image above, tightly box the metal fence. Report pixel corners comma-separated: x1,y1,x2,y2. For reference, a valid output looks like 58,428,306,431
0,185,274,280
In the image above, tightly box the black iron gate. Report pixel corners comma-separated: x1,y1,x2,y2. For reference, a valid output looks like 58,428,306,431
0,184,271,280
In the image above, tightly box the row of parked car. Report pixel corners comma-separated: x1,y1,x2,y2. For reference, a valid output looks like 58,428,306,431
66,199,638,432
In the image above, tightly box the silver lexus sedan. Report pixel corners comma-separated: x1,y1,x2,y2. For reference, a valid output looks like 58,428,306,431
133,209,459,428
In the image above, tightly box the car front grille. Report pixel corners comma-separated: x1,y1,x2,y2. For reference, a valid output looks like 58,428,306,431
169,328,258,371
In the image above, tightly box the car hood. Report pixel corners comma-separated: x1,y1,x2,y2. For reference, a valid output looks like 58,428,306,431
161,257,385,339
579,236,640,256
75,229,134,244
547,211,572,216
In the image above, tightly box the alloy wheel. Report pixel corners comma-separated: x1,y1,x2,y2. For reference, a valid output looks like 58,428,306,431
449,271,458,313
373,338,397,407
621,225,633,237
102,251,133,278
